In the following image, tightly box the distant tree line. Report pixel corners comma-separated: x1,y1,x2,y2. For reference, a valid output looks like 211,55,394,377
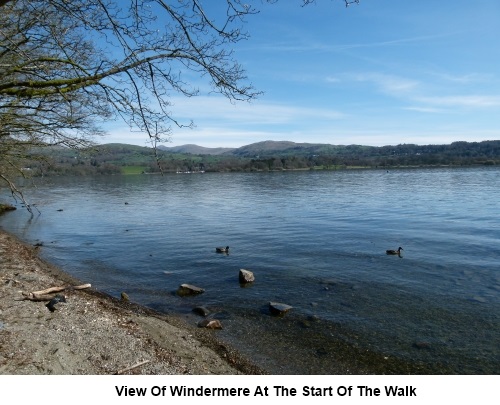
20,140,500,176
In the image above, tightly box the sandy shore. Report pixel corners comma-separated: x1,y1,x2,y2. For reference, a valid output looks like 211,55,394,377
0,229,264,375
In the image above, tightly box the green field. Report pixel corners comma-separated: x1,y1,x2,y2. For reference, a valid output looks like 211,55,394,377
121,166,147,175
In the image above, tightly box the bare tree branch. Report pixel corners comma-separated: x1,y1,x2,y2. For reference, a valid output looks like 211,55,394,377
0,1,358,202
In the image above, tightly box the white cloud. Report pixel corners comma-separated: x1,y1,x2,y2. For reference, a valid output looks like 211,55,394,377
255,33,462,54
169,96,346,125
433,72,492,84
415,95,500,108
351,73,419,96
403,106,447,114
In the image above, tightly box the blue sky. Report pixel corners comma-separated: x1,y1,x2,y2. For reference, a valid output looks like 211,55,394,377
104,0,500,148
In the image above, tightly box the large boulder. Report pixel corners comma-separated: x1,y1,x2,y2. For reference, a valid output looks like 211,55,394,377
177,284,205,296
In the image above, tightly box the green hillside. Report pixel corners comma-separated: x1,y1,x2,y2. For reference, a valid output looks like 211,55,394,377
22,140,500,176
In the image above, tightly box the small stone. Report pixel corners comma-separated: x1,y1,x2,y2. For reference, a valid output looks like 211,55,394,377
307,315,320,322
315,348,328,357
0,204,16,213
239,269,255,284
177,284,205,296
269,301,293,316
120,292,129,302
413,341,432,350
197,319,223,329
192,306,210,317
298,320,311,328
320,278,338,286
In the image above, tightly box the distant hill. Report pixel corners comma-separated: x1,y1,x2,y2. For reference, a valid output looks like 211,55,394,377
229,140,316,156
159,140,500,161
26,139,500,176
157,140,376,157
228,140,374,157
158,144,234,155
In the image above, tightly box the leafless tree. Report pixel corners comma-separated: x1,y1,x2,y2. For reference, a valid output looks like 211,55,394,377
0,0,358,210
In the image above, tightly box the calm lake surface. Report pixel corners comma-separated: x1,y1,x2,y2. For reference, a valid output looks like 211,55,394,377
1,167,499,374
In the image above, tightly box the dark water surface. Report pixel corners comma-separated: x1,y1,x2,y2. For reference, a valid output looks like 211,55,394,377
1,167,499,374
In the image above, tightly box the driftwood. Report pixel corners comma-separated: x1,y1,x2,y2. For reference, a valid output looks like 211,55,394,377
113,360,150,375
21,283,91,301
21,293,62,302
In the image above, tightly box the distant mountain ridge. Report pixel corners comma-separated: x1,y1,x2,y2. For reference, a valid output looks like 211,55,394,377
157,139,500,158
157,144,234,155
159,140,368,156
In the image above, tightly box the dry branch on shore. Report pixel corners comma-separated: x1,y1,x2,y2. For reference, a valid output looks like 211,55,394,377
20,283,91,301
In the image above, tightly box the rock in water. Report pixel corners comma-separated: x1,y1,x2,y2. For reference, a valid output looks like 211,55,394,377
192,306,211,317
239,269,255,284
197,319,223,329
269,301,293,316
177,283,205,296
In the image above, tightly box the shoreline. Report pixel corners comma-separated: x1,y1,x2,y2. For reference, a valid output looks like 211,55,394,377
0,228,265,375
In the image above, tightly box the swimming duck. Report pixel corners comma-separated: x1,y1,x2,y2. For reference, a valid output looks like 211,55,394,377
215,246,229,253
386,247,403,255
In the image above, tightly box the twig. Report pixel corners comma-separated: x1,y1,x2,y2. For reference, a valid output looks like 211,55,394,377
113,360,150,375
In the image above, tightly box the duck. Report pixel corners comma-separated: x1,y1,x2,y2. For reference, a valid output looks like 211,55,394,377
215,246,229,253
386,247,403,255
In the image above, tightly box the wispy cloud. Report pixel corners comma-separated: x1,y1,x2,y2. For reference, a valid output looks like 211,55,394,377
331,72,420,97
415,95,500,108
169,96,346,125
431,72,493,84
355,73,419,95
254,32,462,54
403,106,446,114
328,71,500,113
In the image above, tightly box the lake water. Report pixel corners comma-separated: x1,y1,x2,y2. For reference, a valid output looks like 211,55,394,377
1,167,499,374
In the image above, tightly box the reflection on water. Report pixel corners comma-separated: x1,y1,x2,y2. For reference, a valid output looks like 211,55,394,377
1,167,499,373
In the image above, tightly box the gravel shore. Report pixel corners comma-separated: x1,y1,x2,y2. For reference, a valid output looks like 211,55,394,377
0,229,264,375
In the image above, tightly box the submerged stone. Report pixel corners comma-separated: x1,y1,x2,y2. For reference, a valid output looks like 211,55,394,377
192,306,210,317
269,301,293,316
413,341,432,350
177,283,205,296
197,319,223,329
